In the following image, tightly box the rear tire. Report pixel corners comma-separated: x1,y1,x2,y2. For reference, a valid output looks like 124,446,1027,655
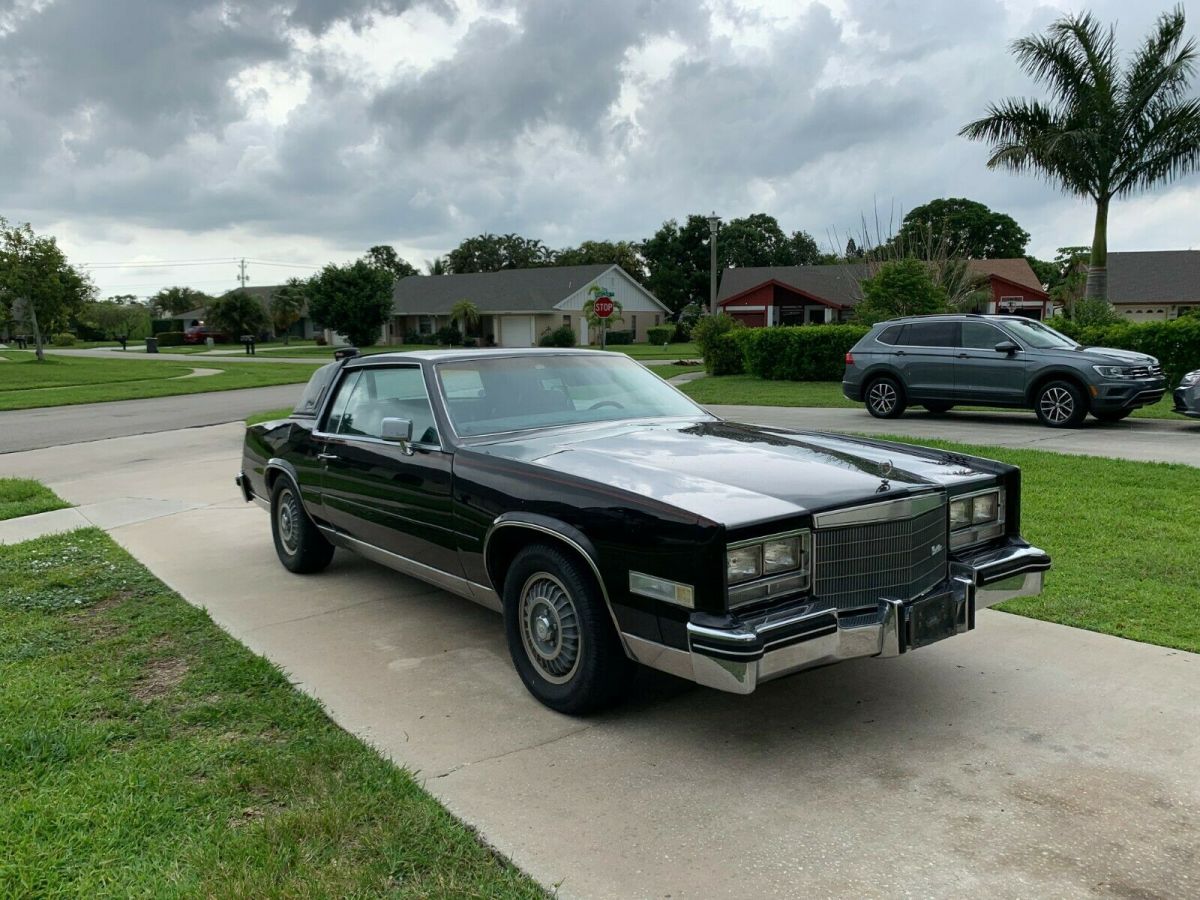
502,543,634,715
1034,380,1088,428
865,376,907,419
922,402,954,414
271,479,334,574
1093,408,1132,423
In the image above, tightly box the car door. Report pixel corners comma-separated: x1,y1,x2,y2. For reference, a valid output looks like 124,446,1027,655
316,364,461,576
956,320,1027,404
893,321,959,400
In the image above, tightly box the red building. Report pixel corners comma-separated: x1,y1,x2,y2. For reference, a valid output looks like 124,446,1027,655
717,259,1051,326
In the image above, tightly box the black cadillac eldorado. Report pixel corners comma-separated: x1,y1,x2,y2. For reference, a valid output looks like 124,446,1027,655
236,349,1051,714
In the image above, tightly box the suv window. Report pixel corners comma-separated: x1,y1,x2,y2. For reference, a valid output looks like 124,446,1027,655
898,322,958,347
877,325,904,345
960,321,1006,350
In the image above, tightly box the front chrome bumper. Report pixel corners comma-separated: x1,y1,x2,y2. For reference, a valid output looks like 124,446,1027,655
629,538,1050,695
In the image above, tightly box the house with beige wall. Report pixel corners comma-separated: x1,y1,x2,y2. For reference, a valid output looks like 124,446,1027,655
1107,251,1200,320
387,264,670,347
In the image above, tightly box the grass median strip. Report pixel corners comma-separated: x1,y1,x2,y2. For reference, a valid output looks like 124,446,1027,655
0,479,69,521
0,352,319,411
0,528,545,898
679,374,1181,420
872,436,1200,653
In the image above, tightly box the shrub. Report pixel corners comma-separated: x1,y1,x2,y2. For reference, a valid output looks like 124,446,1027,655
692,314,743,374
435,325,462,346
50,332,76,346
708,332,745,375
855,258,947,325
671,323,691,342
463,337,479,348
314,333,328,346
402,331,428,344
603,329,633,345
646,325,673,345
538,325,576,347
155,331,186,346
740,324,870,381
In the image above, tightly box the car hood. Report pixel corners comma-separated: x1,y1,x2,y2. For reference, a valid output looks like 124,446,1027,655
472,419,1002,527
1075,346,1159,366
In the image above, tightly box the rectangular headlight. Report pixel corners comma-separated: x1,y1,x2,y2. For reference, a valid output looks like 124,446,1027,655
726,545,762,584
949,488,1005,549
762,536,801,574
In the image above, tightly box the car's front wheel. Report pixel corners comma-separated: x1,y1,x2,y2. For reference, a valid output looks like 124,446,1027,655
502,543,634,715
1034,380,1088,428
865,376,907,419
271,478,334,573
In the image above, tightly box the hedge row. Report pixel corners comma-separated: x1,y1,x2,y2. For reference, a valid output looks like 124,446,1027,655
1052,316,1200,385
739,325,869,381
156,331,187,346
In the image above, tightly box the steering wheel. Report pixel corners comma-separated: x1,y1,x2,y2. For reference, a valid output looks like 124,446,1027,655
588,400,625,411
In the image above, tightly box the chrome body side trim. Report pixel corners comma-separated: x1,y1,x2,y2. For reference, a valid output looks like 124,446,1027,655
483,519,632,656
630,539,1049,696
318,526,503,612
812,491,944,529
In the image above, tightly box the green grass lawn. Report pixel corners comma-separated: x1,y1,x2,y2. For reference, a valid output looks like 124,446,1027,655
0,528,544,898
679,375,1182,420
0,480,69,521
0,353,320,411
245,407,294,426
606,342,699,359
871,437,1199,653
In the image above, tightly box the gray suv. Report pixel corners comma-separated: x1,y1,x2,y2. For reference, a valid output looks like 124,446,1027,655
842,315,1166,428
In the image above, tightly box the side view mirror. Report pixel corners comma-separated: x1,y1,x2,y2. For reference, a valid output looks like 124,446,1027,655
994,340,1020,355
380,417,414,454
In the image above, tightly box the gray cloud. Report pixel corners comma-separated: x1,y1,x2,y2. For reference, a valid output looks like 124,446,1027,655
1,0,1198,281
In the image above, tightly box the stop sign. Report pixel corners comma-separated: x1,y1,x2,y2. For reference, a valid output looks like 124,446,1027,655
594,297,614,319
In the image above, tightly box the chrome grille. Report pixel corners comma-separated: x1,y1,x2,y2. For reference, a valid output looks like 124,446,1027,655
1127,364,1162,378
813,501,948,611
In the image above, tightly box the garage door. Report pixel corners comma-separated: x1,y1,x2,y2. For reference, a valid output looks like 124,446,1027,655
498,316,534,347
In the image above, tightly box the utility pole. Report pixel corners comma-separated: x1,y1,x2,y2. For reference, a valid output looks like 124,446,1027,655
237,258,248,288
707,212,721,315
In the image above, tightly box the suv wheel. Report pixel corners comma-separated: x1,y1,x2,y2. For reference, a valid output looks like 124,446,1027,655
502,543,634,715
865,377,906,419
1034,380,1088,428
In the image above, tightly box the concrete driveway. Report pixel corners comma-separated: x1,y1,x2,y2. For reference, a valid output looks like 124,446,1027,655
4,423,1197,898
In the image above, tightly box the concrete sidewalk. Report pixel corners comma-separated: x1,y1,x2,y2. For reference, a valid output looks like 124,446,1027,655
4,423,1197,898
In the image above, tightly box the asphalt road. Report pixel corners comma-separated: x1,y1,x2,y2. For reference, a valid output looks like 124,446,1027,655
0,383,305,454
4,423,1196,899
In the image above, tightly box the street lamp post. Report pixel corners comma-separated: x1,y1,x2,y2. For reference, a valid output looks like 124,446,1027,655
707,212,721,316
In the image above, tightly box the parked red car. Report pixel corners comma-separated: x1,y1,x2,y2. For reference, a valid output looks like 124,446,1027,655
183,325,230,344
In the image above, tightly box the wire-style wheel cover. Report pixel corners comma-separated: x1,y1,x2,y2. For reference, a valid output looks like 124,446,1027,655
1039,386,1075,424
277,487,301,555
868,380,898,414
519,572,583,684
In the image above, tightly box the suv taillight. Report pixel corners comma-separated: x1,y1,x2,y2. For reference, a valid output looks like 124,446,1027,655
845,351,855,365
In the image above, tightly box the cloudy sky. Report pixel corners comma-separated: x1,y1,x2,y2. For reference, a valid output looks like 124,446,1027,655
2,0,1198,299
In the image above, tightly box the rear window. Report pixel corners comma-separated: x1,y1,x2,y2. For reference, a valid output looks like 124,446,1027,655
898,322,958,347
876,325,904,345
292,362,340,417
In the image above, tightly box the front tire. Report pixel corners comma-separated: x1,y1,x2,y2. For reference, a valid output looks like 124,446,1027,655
1034,380,1088,428
502,544,634,715
271,479,334,573
865,376,907,419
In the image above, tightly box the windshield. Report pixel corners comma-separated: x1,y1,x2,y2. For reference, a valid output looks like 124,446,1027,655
1001,318,1080,350
436,354,706,436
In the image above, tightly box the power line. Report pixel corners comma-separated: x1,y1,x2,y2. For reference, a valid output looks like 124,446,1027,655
81,257,240,268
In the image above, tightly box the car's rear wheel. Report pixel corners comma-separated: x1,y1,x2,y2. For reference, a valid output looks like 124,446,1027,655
1034,380,1088,428
922,402,954,414
865,376,906,419
1093,408,1133,423
502,543,634,715
271,478,334,573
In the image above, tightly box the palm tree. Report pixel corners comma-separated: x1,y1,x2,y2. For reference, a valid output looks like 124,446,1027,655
449,299,480,338
426,256,448,276
960,6,1200,300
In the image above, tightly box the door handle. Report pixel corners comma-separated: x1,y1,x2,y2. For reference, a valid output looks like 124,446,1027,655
956,353,970,359
895,350,907,356
317,452,338,461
